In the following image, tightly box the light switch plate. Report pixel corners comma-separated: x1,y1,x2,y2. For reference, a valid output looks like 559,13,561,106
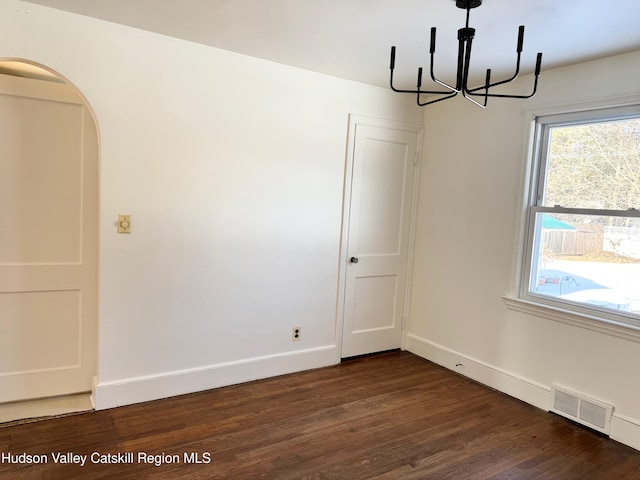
118,215,131,233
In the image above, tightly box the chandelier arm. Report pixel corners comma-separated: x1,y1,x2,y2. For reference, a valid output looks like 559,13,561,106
465,52,521,93
460,35,488,108
465,52,542,99
417,67,458,95
465,28,532,94
461,93,488,108
464,71,490,108
429,55,458,92
460,81,488,108
428,28,458,92
390,46,456,94
465,74,540,99
389,46,419,93
417,90,459,107
390,77,459,96
416,66,460,104
390,82,459,96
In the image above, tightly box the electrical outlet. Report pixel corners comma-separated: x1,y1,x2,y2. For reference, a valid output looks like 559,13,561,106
292,327,301,341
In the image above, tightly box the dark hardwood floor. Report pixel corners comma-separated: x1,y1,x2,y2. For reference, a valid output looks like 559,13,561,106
1,351,639,479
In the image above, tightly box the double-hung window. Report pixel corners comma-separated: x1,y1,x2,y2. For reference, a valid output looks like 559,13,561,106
521,106,640,328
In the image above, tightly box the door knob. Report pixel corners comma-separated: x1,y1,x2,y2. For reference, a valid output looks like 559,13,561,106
350,257,359,263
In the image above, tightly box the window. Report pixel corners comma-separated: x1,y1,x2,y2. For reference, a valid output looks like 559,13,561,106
522,106,640,328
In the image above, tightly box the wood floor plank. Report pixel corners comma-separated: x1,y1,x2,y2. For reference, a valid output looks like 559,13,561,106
1,352,639,479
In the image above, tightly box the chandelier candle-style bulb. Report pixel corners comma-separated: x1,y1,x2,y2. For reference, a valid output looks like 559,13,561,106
517,26,525,52
389,0,543,108
430,27,436,53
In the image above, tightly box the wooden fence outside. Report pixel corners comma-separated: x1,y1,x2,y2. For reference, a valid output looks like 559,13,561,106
544,224,604,256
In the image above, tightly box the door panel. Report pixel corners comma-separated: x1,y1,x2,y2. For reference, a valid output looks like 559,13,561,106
0,290,81,373
356,139,407,255
352,275,398,332
0,73,98,403
341,119,420,358
0,95,82,264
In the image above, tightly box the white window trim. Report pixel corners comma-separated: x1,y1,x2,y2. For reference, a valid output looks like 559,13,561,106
503,296,640,342
505,92,640,341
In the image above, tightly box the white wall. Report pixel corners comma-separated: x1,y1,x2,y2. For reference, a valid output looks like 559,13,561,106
0,0,422,408
407,50,640,450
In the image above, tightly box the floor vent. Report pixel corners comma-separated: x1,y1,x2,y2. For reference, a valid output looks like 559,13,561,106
550,385,613,435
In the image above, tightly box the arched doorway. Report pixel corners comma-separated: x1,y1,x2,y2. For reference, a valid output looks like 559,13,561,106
0,60,98,412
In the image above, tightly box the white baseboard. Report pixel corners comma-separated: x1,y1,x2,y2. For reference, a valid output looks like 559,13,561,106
404,333,550,409
611,414,640,452
405,333,640,452
94,345,338,410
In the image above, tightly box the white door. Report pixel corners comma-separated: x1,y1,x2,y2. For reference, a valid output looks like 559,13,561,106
0,72,98,403
340,116,420,358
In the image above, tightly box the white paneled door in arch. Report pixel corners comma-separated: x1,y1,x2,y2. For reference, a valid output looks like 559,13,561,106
341,116,421,358
0,72,98,403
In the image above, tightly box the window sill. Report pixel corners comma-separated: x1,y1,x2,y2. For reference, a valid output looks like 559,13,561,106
503,296,640,343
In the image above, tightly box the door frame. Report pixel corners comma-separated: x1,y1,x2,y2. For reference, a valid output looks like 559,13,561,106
335,114,423,361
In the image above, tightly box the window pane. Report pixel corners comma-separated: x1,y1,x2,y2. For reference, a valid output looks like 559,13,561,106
542,118,640,209
530,212,640,316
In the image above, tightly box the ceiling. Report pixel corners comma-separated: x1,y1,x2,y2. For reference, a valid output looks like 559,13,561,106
21,0,640,89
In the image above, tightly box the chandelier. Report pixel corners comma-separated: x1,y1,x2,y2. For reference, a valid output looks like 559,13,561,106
389,0,543,107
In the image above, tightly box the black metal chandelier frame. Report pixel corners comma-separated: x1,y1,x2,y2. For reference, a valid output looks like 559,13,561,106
389,0,543,108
